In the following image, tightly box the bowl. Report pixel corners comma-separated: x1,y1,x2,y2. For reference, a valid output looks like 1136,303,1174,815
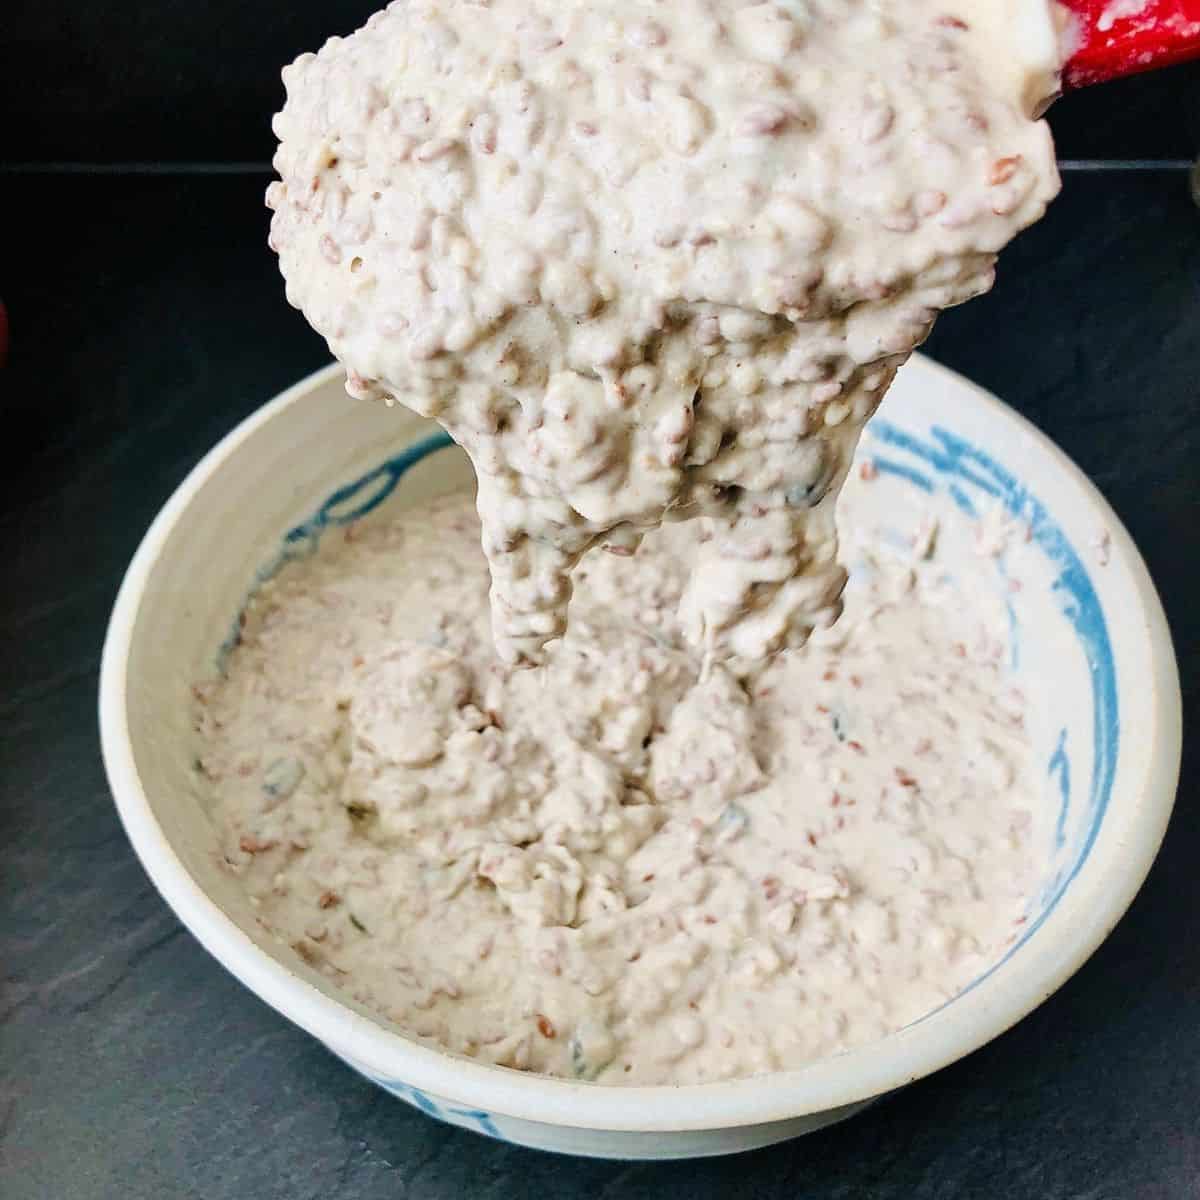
99,357,1180,1159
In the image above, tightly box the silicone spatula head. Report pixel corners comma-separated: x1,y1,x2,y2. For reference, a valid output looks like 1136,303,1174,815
1058,0,1200,87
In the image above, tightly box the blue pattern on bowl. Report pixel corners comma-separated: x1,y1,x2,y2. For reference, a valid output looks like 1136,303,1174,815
364,1074,505,1140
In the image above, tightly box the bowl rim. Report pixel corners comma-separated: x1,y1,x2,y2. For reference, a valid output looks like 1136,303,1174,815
99,357,1181,1132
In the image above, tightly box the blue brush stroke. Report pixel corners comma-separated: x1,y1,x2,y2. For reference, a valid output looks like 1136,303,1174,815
1005,599,1020,670
289,430,453,544
947,483,978,517
1049,727,1072,851
871,423,1004,501
871,417,1119,1013
870,456,935,493
216,431,453,668
355,1070,506,1141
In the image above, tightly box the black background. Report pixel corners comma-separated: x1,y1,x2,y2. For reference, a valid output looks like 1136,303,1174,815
1,6,1198,1198
1,3,1198,163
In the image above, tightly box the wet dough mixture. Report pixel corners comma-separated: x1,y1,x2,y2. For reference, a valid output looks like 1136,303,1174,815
267,0,1060,668
196,482,1039,1084
231,0,1061,1083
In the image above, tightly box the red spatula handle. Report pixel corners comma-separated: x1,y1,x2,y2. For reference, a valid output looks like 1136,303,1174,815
1059,0,1200,87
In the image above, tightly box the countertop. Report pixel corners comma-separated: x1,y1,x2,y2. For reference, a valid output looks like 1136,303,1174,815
2,165,1198,1199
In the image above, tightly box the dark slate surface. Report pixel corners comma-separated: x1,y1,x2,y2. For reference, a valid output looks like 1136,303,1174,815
1,167,1198,1198
1,1,1198,164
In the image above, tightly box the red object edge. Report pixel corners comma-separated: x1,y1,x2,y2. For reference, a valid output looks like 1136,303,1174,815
1060,0,1200,87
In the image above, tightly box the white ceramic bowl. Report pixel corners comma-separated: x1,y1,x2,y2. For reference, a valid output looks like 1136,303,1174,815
100,357,1180,1159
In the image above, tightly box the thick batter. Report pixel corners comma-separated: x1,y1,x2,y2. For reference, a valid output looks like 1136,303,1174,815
195,479,1039,1084
267,0,1061,667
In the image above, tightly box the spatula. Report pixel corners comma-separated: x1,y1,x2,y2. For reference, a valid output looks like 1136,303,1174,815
1059,0,1200,87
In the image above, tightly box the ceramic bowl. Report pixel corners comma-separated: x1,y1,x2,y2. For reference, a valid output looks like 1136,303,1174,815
100,357,1180,1159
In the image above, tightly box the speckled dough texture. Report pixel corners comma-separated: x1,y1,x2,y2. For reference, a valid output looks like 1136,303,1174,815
266,0,1060,667
194,483,1040,1085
